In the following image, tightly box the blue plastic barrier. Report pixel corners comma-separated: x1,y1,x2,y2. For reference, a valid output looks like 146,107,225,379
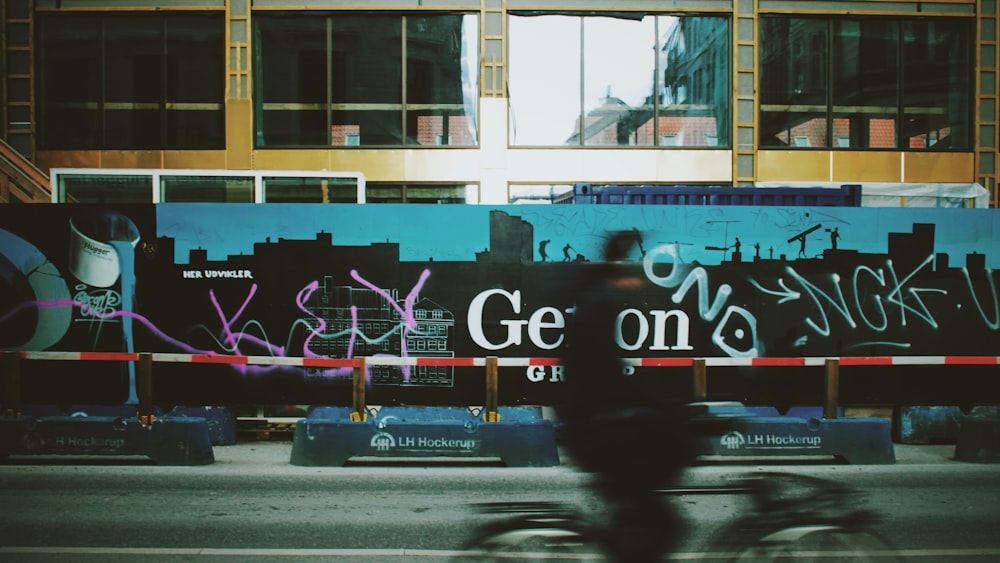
18,405,236,446
690,403,895,464
168,406,237,445
290,406,559,467
0,413,214,465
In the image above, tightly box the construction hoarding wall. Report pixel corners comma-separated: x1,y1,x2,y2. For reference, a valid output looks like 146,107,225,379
2,204,999,407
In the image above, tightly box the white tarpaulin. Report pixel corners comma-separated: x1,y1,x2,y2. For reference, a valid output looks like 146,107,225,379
755,181,990,208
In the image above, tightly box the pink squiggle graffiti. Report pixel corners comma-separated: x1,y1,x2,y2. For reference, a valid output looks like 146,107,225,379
3,297,309,377
211,284,258,350
207,285,289,372
350,268,431,383
292,281,355,380
2,299,213,356
294,281,323,358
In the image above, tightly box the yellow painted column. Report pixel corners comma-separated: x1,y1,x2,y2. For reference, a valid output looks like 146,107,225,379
226,0,253,170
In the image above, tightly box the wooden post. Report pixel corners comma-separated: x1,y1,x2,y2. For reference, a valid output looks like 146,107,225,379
137,353,154,424
2,352,21,419
824,358,840,419
351,357,367,422
485,356,499,422
692,358,707,401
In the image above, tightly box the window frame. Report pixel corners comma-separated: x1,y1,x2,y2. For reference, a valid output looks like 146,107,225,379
507,12,732,148
252,11,479,149
36,12,226,151
759,14,974,151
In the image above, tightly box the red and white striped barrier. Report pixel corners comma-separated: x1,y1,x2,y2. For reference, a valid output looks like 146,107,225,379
3,351,999,368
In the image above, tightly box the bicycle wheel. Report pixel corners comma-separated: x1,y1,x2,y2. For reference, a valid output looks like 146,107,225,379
734,525,902,562
462,527,603,561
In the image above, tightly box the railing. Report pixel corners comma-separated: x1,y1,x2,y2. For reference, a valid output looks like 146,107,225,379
3,351,999,424
0,138,50,203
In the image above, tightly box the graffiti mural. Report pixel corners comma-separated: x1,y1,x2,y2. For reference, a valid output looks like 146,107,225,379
1,203,998,406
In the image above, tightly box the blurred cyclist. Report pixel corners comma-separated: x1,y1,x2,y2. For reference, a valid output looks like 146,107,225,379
558,231,694,562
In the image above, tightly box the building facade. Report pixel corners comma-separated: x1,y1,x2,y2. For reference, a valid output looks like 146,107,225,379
1,0,996,205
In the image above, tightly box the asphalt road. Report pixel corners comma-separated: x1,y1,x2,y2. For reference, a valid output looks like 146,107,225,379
1,443,999,561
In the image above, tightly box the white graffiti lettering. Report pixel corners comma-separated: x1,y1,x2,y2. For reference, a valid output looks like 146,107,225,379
467,288,693,354
753,256,948,338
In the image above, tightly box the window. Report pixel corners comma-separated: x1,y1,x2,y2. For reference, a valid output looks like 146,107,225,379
760,16,972,150
366,184,478,203
902,20,972,149
508,184,574,204
263,176,360,203
254,12,478,147
161,176,254,203
58,174,152,204
508,13,729,147
37,13,225,150
51,169,365,203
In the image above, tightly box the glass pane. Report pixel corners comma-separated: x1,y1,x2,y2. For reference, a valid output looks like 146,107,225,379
60,174,152,204
582,16,655,146
332,15,401,104
165,15,225,148
902,20,972,149
366,184,475,203
404,185,472,203
103,16,163,148
255,16,328,146
168,110,225,147
759,17,828,148
657,16,730,147
407,114,477,146
330,110,400,146
37,16,102,149
105,109,161,148
406,14,478,146
161,176,254,203
508,184,574,204
263,176,359,202
105,16,162,104
366,184,404,202
263,110,329,146
331,15,402,145
832,19,899,148
509,16,581,145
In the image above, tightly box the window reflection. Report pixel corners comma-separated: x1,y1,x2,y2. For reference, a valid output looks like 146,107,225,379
255,13,478,147
508,184,574,204
760,16,971,150
903,20,971,149
581,17,655,146
832,19,898,148
508,16,580,145
659,17,729,147
760,18,829,148
509,14,729,147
